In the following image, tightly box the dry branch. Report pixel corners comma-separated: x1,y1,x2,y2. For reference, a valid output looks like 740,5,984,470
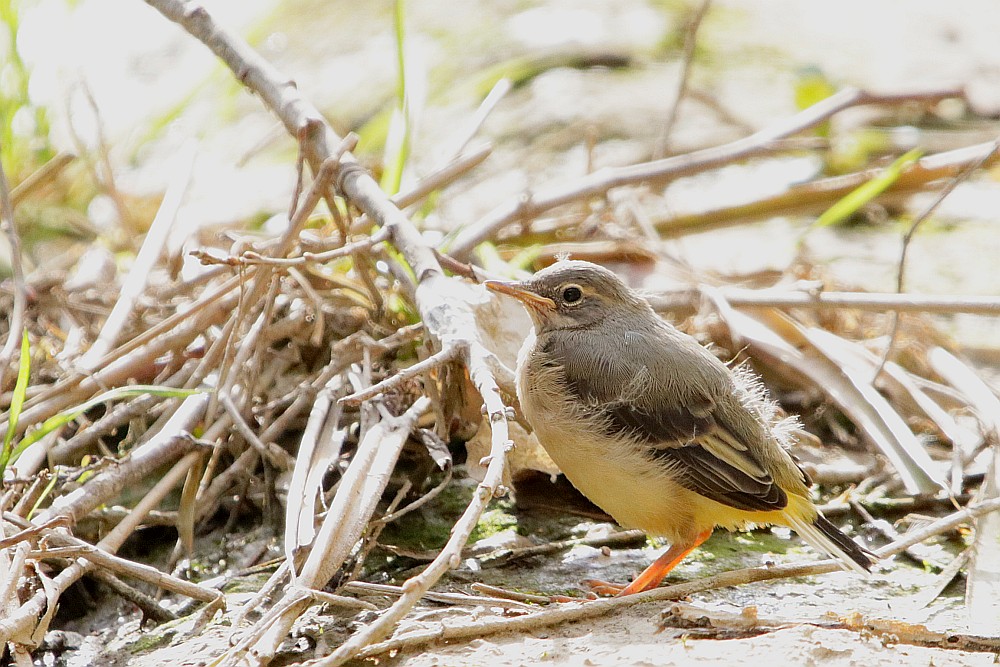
0,448,206,645
339,346,457,406
5,513,221,605
653,0,711,158
0,144,27,393
872,138,1000,380
78,144,195,369
445,86,964,258
141,1,515,664
651,139,1000,235
662,601,1000,653
648,287,1000,316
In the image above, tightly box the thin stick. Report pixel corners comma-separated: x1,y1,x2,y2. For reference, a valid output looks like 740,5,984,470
470,583,554,605
344,581,534,611
220,393,289,470
371,465,453,527
647,287,1000,316
448,79,511,158
446,86,965,258
653,0,711,158
651,138,1000,235
0,143,27,393
349,144,492,235
89,568,177,623
78,143,196,369
6,515,221,604
339,346,458,405
230,228,391,267
872,136,1000,382
300,588,378,612
9,151,76,206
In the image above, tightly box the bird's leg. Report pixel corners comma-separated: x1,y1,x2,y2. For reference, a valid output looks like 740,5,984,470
584,529,713,597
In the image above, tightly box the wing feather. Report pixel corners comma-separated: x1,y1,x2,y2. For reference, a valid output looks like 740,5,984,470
594,395,787,512
551,329,790,513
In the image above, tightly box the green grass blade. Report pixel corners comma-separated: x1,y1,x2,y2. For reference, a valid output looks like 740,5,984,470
379,0,410,196
815,148,924,227
28,469,60,520
9,385,203,464
0,330,31,473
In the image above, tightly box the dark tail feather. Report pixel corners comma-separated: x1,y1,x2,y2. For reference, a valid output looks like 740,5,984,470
813,514,876,572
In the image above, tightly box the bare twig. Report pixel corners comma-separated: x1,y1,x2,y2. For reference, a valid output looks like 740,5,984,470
78,143,196,369
299,587,378,612
349,143,492,235
339,346,458,406
344,581,534,611
89,569,178,623
647,286,1000,316
873,137,1000,382
220,393,291,471
470,583,555,605
371,465,453,527
228,228,391,267
0,144,27,393
446,86,965,258
5,514,221,605
0,444,208,645
9,151,76,207
650,138,1000,235
653,0,711,158
138,4,517,666
446,79,510,159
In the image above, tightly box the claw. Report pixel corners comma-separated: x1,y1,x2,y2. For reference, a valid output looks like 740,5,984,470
581,578,626,597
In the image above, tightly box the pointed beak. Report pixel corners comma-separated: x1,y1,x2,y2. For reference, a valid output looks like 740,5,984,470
484,280,556,312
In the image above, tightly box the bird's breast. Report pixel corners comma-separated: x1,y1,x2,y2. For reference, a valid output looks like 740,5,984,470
517,342,701,541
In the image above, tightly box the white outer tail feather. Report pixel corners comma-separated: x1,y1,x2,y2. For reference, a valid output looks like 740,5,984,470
787,515,872,576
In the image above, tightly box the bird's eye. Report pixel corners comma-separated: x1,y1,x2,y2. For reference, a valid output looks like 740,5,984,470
561,285,583,304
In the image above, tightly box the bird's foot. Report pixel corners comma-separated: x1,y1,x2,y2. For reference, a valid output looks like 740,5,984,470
581,578,628,597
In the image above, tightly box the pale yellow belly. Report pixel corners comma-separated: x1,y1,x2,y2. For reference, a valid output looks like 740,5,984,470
518,350,796,543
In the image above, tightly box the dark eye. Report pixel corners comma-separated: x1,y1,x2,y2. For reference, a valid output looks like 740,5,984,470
561,285,582,304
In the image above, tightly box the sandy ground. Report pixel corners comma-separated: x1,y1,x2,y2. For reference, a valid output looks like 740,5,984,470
395,612,996,667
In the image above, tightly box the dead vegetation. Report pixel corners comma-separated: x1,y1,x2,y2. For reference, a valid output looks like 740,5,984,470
2,1,1000,666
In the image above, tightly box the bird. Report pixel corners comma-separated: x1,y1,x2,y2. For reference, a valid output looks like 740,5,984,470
484,260,874,596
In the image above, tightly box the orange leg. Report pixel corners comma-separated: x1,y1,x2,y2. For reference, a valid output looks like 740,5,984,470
586,529,713,597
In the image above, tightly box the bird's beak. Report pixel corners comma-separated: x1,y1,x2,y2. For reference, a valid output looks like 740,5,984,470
484,280,556,312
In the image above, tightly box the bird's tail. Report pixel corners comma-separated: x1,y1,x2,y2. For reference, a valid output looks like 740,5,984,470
786,512,875,575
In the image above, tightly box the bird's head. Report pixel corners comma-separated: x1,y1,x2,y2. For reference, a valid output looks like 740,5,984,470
484,260,649,332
